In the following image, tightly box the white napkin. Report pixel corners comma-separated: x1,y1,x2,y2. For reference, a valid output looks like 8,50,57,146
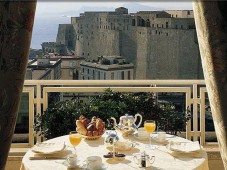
167,141,201,153
32,142,66,154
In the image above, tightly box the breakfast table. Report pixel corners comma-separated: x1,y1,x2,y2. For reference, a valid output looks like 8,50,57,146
20,132,209,170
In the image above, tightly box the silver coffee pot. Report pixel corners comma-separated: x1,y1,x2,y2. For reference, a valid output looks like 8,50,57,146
134,152,155,168
111,113,142,130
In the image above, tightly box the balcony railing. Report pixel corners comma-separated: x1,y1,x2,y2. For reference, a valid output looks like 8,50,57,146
12,80,217,148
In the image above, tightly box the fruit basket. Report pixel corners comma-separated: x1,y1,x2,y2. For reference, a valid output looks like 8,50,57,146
76,116,105,140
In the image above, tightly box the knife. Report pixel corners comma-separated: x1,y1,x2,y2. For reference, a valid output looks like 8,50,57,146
29,156,66,160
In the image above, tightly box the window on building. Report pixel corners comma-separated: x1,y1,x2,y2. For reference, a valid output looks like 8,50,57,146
187,11,190,15
93,70,95,79
181,25,183,29
166,22,169,28
121,71,124,80
98,71,100,79
128,71,130,80
111,72,114,80
104,73,106,80
132,19,136,26
146,19,150,27
69,70,73,76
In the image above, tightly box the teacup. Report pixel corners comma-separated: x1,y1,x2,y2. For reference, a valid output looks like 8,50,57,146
66,154,77,166
85,156,102,170
157,131,166,142
115,140,134,151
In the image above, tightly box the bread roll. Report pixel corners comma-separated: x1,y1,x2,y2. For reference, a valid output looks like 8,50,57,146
87,124,95,131
79,115,85,121
96,119,103,129
76,120,85,129
77,127,87,135
97,121,105,131
98,128,104,135
87,131,93,136
93,130,98,136
81,118,89,127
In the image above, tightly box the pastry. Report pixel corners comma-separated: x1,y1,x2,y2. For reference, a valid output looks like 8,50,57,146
93,130,98,136
76,120,85,129
87,131,93,136
77,127,87,135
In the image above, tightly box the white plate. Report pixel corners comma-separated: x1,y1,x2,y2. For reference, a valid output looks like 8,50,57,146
166,141,201,153
32,142,66,154
62,159,82,168
132,133,149,141
81,163,108,170
151,136,168,144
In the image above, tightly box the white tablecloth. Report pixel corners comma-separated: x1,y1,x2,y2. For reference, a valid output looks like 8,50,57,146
20,132,209,170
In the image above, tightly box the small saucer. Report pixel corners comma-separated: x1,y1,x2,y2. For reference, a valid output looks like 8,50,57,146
132,133,149,141
62,160,81,168
151,136,168,144
81,163,108,170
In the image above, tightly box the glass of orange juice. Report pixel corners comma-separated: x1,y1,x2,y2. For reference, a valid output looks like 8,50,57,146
69,131,82,153
144,120,156,149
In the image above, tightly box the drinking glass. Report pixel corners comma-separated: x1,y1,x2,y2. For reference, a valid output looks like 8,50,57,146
69,131,82,153
144,120,156,149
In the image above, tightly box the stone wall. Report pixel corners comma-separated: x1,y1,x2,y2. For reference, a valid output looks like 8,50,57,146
56,8,203,80
56,24,75,51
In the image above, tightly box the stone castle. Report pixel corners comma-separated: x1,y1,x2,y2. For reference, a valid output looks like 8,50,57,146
42,7,203,79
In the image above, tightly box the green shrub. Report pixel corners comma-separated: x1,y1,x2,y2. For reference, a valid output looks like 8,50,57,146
34,89,189,139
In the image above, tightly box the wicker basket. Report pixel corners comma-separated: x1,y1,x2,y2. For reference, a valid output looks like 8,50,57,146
80,134,103,140
79,130,105,140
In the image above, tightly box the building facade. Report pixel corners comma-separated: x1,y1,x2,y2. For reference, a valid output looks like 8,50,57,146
49,54,85,80
26,55,62,80
80,56,134,80
55,7,203,79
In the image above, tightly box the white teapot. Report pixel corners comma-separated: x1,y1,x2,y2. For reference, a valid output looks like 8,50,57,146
111,113,142,130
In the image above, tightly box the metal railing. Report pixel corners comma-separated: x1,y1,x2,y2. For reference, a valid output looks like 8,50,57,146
12,79,217,148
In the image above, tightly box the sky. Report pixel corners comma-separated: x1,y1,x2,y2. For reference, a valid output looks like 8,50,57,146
31,1,193,49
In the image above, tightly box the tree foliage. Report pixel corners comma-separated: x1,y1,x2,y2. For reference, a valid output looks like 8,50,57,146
34,89,189,139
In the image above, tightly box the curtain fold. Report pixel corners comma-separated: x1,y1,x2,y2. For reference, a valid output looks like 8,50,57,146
193,1,227,168
0,1,37,169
